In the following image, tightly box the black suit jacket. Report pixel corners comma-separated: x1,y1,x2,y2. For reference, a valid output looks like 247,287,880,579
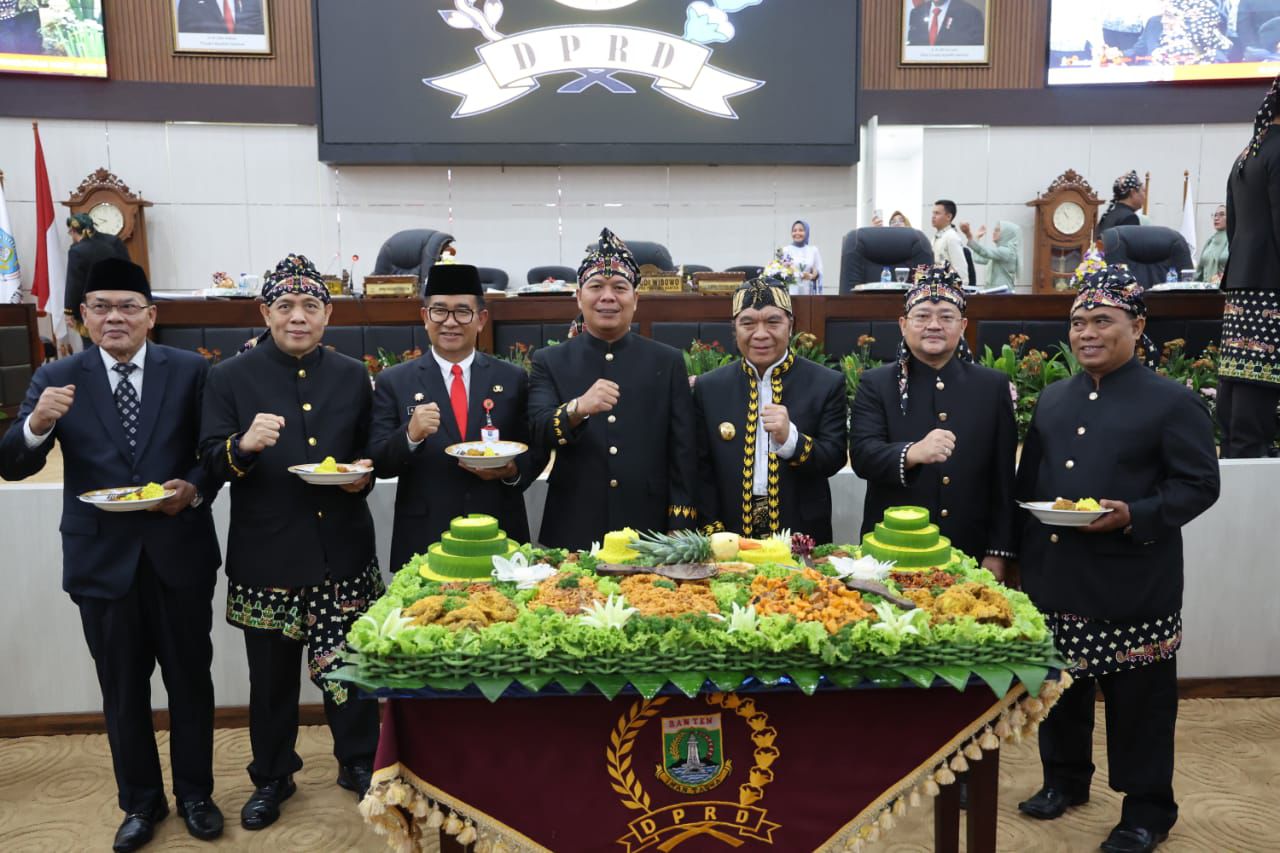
1223,129,1280,291
369,351,542,573
850,355,1017,560
907,0,985,46
1096,202,1141,239
0,345,221,600
529,332,697,551
177,0,265,34
199,338,376,587
65,234,130,326
692,354,847,543
1016,360,1219,620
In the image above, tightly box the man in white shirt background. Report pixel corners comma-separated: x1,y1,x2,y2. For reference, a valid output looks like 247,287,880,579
930,199,971,287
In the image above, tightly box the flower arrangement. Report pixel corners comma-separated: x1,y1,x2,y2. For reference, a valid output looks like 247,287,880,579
362,347,423,376
790,332,833,367
683,339,738,378
981,334,1080,439
1069,246,1108,292
840,335,882,402
762,248,799,287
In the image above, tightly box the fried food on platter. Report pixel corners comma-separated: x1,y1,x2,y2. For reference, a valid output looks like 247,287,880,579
532,572,605,614
749,567,876,634
616,574,720,618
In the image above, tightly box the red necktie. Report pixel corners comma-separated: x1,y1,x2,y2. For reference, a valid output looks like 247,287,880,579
223,0,234,33
450,364,468,438
929,7,941,45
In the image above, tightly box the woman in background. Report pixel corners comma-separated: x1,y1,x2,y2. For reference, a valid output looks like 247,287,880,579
961,220,1022,290
1218,75,1280,457
1195,203,1229,283
782,220,823,294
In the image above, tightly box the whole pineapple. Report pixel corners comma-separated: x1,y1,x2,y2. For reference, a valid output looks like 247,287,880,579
629,530,712,565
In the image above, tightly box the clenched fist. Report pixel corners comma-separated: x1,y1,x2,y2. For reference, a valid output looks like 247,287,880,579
239,413,286,454
760,402,792,446
28,384,76,435
408,402,441,443
576,379,620,418
906,428,957,467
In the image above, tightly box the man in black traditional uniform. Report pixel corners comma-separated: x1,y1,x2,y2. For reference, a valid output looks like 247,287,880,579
528,228,697,550
369,263,542,572
199,254,382,830
1015,265,1220,853
691,277,847,542
849,263,1017,574
1095,170,1145,237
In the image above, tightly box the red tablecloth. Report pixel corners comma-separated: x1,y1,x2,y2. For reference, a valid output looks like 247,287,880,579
362,679,1065,852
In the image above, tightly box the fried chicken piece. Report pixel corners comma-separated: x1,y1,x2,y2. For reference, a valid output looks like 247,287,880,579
405,595,447,625
437,604,490,631
932,582,1013,627
470,589,517,624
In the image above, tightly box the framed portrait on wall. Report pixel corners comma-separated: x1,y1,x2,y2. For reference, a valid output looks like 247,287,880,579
172,0,271,55
900,0,991,66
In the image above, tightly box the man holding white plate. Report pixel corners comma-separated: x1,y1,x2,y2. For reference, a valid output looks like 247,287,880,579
0,257,223,852
1015,265,1220,853
369,263,542,575
198,253,381,829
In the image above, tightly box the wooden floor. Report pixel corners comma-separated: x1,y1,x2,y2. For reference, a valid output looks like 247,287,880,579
1,698,1277,851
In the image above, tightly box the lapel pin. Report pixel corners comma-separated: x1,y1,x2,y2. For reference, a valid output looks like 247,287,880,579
719,422,736,441
414,392,425,402
492,384,504,393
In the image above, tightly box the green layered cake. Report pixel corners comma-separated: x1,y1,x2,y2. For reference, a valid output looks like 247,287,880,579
859,506,954,570
421,514,519,581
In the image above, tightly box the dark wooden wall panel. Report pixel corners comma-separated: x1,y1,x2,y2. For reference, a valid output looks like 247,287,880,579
861,0,1047,91
105,0,313,86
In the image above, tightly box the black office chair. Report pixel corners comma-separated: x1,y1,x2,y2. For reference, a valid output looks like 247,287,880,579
963,246,978,288
682,264,713,274
371,229,455,282
726,265,764,279
477,267,510,291
837,227,934,294
527,265,577,284
591,237,674,270
1101,225,1194,289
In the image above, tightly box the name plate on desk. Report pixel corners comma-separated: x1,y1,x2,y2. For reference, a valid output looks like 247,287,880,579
363,275,419,298
638,272,686,293
693,272,746,293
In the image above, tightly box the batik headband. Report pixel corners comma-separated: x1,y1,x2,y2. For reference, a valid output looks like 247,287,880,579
261,253,330,306
1112,170,1142,201
577,227,640,287
1071,264,1147,318
904,262,967,314
732,276,793,317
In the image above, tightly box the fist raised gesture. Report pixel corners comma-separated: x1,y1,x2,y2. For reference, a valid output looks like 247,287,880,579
28,384,76,435
239,413,286,454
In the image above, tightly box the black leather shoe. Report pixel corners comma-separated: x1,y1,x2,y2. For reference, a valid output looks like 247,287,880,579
1017,786,1090,820
176,798,224,841
239,777,296,831
1100,823,1168,853
112,801,169,852
337,763,374,798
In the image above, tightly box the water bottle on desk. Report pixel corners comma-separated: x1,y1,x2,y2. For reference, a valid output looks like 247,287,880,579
1165,268,1178,284
881,267,893,284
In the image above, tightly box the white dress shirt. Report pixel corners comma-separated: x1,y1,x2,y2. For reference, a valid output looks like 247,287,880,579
24,344,147,449
748,355,799,496
932,226,970,286
406,347,475,449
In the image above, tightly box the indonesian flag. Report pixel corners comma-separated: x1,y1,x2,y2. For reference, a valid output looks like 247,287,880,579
32,124,68,342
